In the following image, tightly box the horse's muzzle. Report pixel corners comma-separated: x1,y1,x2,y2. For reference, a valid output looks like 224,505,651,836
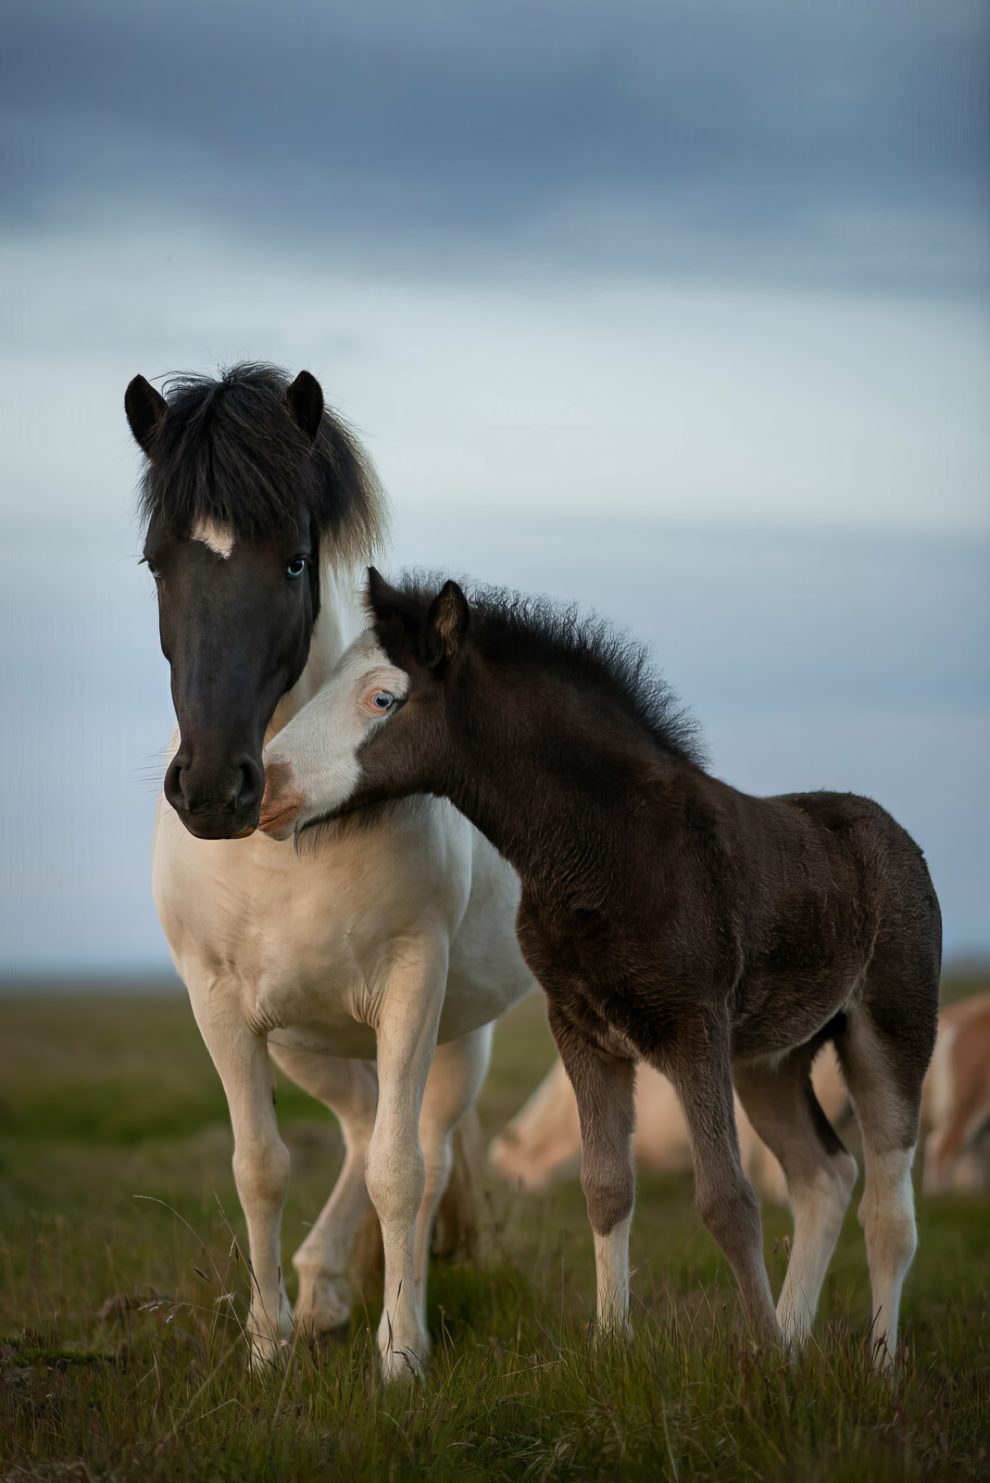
164,753,264,840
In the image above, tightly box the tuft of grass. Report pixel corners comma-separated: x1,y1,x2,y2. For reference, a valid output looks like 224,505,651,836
1,980,988,1481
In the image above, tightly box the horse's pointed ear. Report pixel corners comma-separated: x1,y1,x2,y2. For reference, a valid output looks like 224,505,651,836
425,581,470,667
124,375,167,456
286,370,324,443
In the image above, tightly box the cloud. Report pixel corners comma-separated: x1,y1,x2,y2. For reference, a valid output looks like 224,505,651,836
2,0,987,295
1,2,987,973
3,228,987,537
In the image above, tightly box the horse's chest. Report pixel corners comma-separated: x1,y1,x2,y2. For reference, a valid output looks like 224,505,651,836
151,804,467,1046
155,831,363,980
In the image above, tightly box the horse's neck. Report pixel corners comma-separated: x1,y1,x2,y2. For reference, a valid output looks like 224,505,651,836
268,561,363,737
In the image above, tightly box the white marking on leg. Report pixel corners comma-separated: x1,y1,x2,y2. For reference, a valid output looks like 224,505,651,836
190,516,235,558
777,1151,857,1345
593,1210,633,1336
859,1145,917,1368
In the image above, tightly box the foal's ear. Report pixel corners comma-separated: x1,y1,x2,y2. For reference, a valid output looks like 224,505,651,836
365,565,402,620
424,581,470,667
286,370,325,443
124,375,167,456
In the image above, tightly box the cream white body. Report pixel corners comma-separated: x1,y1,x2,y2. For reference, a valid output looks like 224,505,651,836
154,568,533,1377
922,994,990,1195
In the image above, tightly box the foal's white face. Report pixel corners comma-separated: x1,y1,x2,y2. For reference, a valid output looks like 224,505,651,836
259,632,409,839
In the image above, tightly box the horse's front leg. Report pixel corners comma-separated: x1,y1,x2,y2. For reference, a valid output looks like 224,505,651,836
191,996,293,1366
366,936,448,1382
547,1005,636,1337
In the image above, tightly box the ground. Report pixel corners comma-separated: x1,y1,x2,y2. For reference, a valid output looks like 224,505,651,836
1,977,987,1482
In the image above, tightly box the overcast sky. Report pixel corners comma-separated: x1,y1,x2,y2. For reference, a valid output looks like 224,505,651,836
1,1,987,973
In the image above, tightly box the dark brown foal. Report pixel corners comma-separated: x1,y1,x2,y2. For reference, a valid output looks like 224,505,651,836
261,572,942,1365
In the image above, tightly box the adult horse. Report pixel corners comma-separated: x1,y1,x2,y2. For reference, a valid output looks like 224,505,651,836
125,363,533,1379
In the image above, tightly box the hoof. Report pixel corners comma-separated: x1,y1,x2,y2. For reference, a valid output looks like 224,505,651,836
247,1331,293,1372
379,1343,428,1384
294,1271,353,1337
246,1304,295,1371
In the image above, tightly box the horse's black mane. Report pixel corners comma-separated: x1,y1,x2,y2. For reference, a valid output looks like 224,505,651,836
391,574,706,767
138,362,386,558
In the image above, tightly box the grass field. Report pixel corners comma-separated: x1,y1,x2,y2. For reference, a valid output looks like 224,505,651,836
1,977,988,1481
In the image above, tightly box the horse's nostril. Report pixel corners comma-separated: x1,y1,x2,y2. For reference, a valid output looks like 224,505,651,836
163,756,190,812
233,756,264,813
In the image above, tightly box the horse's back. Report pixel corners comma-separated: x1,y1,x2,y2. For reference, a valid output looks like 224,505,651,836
719,786,939,1059
776,788,941,969
775,788,941,1072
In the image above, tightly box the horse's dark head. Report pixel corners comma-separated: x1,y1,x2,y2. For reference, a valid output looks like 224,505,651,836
127,363,383,840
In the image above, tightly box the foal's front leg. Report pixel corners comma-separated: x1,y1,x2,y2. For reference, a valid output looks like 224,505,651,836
191,996,293,1365
548,1007,636,1335
365,936,448,1382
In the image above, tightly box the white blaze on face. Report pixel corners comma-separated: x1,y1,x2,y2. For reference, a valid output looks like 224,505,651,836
261,632,409,833
190,517,236,559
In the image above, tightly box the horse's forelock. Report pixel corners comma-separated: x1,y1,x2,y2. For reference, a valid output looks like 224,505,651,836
137,362,386,559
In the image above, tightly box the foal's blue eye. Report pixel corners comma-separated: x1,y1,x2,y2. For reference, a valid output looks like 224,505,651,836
286,557,307,579
372,692,394,710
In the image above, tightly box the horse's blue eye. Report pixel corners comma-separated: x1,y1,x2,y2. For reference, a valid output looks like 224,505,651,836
373,692,394,710
286,557,307,579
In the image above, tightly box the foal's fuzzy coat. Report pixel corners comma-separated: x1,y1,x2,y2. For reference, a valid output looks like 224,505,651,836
262,572,942,1364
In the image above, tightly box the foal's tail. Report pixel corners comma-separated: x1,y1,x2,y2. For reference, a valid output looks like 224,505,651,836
352,1110,486,1297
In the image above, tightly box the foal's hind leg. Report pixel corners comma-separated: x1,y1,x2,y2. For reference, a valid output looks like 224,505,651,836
835,1002,930,1368
660,1020,778,1345
734,1048,857,1347
548,1008,636,1335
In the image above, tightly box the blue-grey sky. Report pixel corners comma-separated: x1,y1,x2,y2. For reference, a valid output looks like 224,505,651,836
1,1,987,972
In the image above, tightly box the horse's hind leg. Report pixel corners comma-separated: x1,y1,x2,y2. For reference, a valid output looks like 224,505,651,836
413,1026,492,1311
734,1047,858,1347
266,1043,377,1336
835,991,934,1367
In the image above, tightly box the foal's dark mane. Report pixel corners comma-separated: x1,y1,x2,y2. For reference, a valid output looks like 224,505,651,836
391,574,705,767
138,362,386,558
